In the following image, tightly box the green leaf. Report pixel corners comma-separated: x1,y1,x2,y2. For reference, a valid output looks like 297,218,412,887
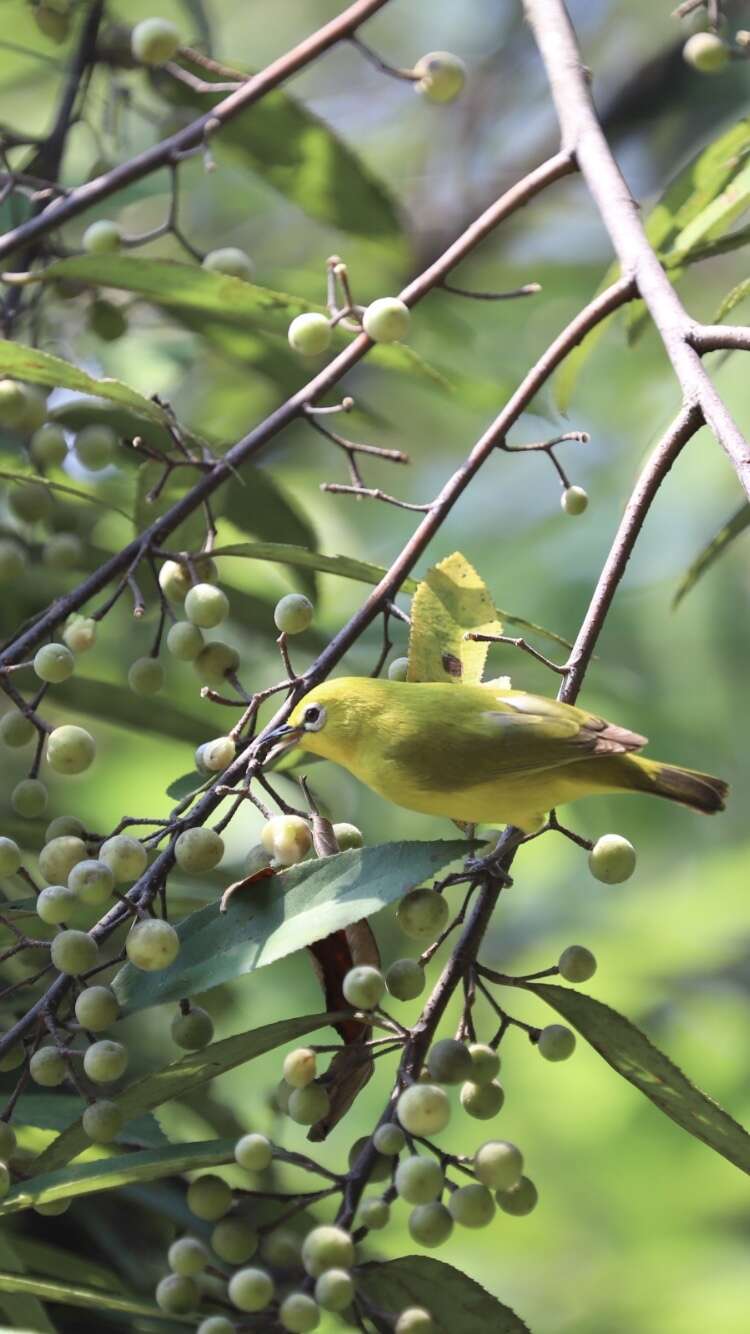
220,467,318,596
0,468,130,521
673,502,750,607
0,1234,55,1334
9,1236,125,1297
356,1257,532,1334
165,771,206,801
209,540,418,591
58,677,207,746
407,552,503,685
528,983,750,1174
0,339,170,425
0,1272,170,1320
31,1012,338,1173
713,274,750,323
113,840,468,1015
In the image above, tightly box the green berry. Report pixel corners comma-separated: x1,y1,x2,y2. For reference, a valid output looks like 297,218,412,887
198,735,236,772
30,423,67,468
395,1154,444,1204
30,1046,67,1087
561,485,588,516
34,3,70,41
537,1023,576,1062
155,1274,198,1315
288,313,331,356
8,480,52,524
414,50,466,102
396,888,449,939
0,540,25,581
348,1136,392,1181
0,711,34,748
203,247,254,280
171,1006,214,1049
287,1083,329,1126
39,835,87,883
588,833,636,884
46,725,96,775
427,1038,473,1085
395,1307,435,1334
683,31,730,73
11,779,48,818
280,1292,320,1333
408,1201,453,1249
82,1099,124,1144
125,918,180,971
88,298,128,341
35,1197,70,1216
11,384,47,434
234,1131,273,1172
372,1122,405,1156
342,964,385,1010
166,620,204,660
82,220,122,255
193,641,239,687
359,1196,390,1229
448,1182,495,1228
0,1123,16,1158
228,1266,274,1312
260,815,312,867
99,834,147,882
459,1079,504,1120
261,1228,301,1268
131,17,182,65
0,379,29,427
63,618,97,654
168,1236,209,1277
332,822,363,850
51,928,98,975
37,885,76,925
283,1046,317,1088
211,1218,258,1264
75,985,119,1031
42,533,83,569
496,1174,538,1216
128,657,164,696
175,827,224,873
467,1043,501,1085
187,1174,233,1221
274,1079,291,1114
387,656,409,681
0,1042,25,1072
0,837,22,876
274,593,313,635
68,859,114,907
184,583,229,629
83,1038,127,1083
362,297,410,344
301,1224,354,1277
397,1083,450,1136
33,643,74,684
473,1139,523,1190
158,556,217,602
558,944,597,983
46,815,86,840
198,1320,235,1334
315,1267,354,1311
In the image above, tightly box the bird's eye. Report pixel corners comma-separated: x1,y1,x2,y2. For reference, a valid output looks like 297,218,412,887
303,703,326,731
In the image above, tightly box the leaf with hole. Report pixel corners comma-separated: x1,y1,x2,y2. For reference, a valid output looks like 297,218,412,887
408,552,503,685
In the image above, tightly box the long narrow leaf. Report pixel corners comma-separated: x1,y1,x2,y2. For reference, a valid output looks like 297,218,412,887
673,503,750,607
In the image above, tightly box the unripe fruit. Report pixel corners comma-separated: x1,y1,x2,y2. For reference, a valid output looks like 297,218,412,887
288,1083,329,1126
131,17,182,66
228,1266,274,1312
168,1236,209,1277
187,1174,233,1222
342,964,385,1010
35,1196,71,1216
127,657,165,696
193,641,239,686
82,1099,124,1143
234,1131,272,1171
427,1038,473,1085
46,725,96,776
459,1079,504,1119
0,378,29,426
362,297,410,344
51,929,98,975
0,1123,16,1158
12,384,47,434
261,815,312,868
126,918,180,971
63,618,97,654
395,1154,443,1204
373,1122,405,1156
0,540,25,581
39,835,87,883
348,1136,392,1181
467,1042,501,1085
175,827,224,873
274,593,313,635
211,1218,258,1264
288,313,332,356
171,1006,214,1049
588,833,636,883
155,1274,198,1315
405,1200,453,1248
75,985,119,1031
315,1267,354,1311
388,656,409,681
37,885,77,925
8,482,52,526
0,837,22,876
561,485,589,516
395,1307,435,1334
283,1046,317,1088
385,959,425,1005
359,1196,390,1229
33,643,74,684
275,1079,291,1114
301,1224,354,1277
496,1174,538,1216
34,3,70,42
280,1292,320,1332
0,1162,11,1196
82,220,122,254
683,31,730,73
0,712,34,748
68,859,114,907
473,1140,523,1191
83,1038,127,1083
30,1046,67,1087
558,944,597,983
397,888,449,940
46,815,86,841
159,556,217,602
203,247,255,280
88,298,128,341
448,1182,495,1228
261,1228,301,1268
0,1042,25,1072
397,1083,450,1136
537,1023,576,1062
414,50,466,103
99,834,147,882
332,821,363,851
198,735,236,772
30,423,67,468
11,779,48,818
42,533,83,569
184,582,229,629
198,1320,234,1334
166,620,204,660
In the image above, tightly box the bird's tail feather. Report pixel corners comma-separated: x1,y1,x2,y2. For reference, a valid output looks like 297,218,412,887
626,756,728,814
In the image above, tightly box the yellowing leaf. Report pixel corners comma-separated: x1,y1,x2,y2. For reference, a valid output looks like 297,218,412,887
407,552,503,685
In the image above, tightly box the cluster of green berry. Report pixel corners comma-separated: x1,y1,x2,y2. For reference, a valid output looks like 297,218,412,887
682,28,748,73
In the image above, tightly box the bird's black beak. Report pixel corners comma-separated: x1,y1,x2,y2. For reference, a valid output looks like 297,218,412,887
262,720,304,763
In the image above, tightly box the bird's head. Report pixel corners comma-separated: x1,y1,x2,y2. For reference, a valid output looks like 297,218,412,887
263,677,382,766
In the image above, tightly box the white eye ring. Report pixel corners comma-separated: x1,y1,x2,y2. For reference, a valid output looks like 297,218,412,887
303,703,326,731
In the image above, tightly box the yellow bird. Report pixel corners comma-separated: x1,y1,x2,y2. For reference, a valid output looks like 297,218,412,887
268,677,727,833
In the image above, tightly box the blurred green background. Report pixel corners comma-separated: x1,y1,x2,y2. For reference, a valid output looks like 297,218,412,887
1,1,750,1331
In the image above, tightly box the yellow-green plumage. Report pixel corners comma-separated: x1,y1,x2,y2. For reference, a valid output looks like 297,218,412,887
282,678,727,832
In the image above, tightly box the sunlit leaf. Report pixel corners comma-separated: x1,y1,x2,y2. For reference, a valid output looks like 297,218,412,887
408,552,503,685
0,1272,168,1319
356,1257,532,1333
0,339,170,424
673,503,750,607
713,275,750,323
209,539,418,591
